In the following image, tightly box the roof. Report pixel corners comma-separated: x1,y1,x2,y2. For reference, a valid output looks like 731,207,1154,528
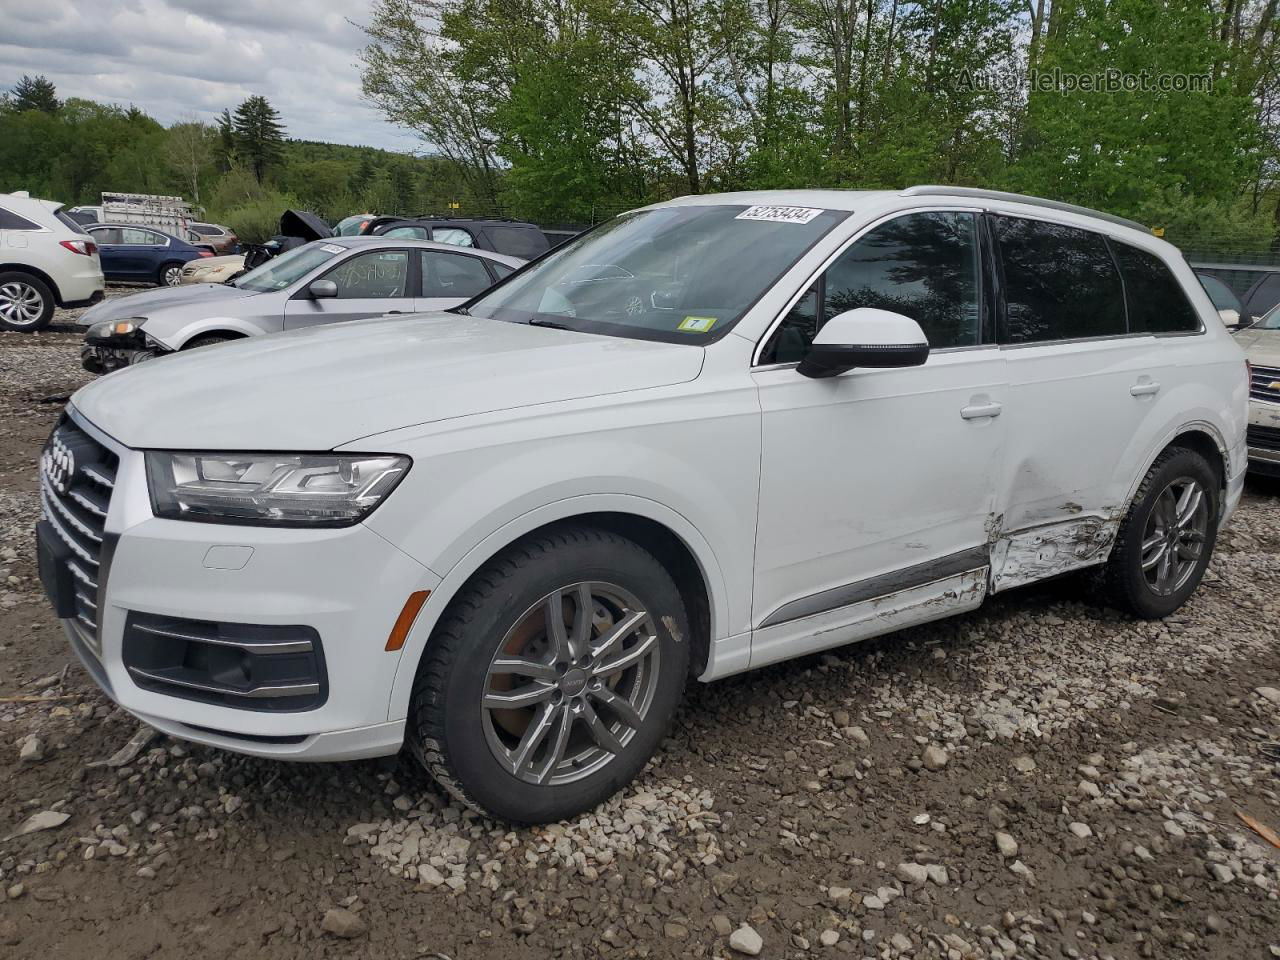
332,235,526,265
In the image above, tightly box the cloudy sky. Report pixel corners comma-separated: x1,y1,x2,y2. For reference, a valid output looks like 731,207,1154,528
0,0,419,152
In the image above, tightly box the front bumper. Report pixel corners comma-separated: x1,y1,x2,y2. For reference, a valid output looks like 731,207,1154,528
48,410,436,760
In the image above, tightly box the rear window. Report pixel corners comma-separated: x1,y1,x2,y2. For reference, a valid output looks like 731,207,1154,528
56,210,90,235
0,206,41,230
191,224,222,237
992,215,1125,343
1113,242,1200,333
484,225,549,259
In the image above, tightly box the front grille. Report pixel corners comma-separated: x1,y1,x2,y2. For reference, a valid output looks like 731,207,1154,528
1248,424,1280,452
39,417,117,653
1251,364,1280,404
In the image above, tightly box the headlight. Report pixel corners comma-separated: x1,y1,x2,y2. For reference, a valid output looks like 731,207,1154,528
88,317,146,338
145,452,410,527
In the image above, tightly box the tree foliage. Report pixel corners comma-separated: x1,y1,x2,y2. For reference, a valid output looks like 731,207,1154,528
231,95,287,183
11,75,59,114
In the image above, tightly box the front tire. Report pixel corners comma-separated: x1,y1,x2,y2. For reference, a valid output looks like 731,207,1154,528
1100,447,1218,618
0,271,54,331
408,525,690,823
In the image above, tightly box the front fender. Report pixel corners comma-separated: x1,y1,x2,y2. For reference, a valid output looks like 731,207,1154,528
150,314,272,350
376,492,732,723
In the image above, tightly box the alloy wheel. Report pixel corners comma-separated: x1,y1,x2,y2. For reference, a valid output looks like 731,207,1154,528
0,281,45,326
163,266,183,286
480,581,661,786
1140,476,1209,596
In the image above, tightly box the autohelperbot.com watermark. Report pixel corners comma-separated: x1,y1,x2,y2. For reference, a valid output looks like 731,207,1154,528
959,67,1213,94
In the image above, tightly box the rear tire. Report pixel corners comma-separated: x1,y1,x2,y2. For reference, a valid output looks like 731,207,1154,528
158,262,184,287
1099,447,1219,619
407,525,690,823
0,271,54,331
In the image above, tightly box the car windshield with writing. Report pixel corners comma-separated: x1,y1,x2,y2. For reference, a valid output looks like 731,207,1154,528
464,204,846,343
234,244,340,293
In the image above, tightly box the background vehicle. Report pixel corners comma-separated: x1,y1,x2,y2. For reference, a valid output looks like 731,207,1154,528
1233,302,1280,475
241,209,332,271
0,190,103,331
85,223,212,286
1192,263,1280,326
362,216,550,260
50,188,1246,824
79,237,522,370
334,213,376,236
179,254,245,285
71,193,195,236
189,222,238,255
1196,272,1244,326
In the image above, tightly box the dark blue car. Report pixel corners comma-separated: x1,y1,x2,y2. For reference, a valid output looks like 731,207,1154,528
84,223,211,287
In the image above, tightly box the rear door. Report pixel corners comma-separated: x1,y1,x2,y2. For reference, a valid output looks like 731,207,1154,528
87,227,126,276
416,250,498,311
282,248,415,329
117,227,168,278
988,214,1177,589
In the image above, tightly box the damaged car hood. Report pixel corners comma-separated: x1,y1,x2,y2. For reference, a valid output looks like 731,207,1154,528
77,283,255,327
70,313,706,450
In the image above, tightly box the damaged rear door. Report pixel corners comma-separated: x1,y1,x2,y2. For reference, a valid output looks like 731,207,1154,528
989,214,1166,589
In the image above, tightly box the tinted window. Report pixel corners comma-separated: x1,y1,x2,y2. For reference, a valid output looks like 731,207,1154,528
55,210,89,234
322,250,409,298
485,225,549,259
422,252,492,298
1196,274,1241,312
993,217,1125,342
1112,242,1199,333
191,224,222,237
491,262,516,279
761,211,980,364
0,207,41,230
89,226,122,244
1246,274,1280,319
431,227,475,248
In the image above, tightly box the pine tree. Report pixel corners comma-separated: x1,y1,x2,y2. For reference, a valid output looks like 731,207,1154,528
213,108,236,172
231,96,286,183
11,75,58,114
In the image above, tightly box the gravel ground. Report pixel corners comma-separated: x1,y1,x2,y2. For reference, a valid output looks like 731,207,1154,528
0,294,1278,959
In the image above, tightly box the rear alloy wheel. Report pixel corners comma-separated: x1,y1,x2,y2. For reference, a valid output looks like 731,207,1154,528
1099,447,1218,618
159,262,184,287
0,272,54,331
408,526,689,823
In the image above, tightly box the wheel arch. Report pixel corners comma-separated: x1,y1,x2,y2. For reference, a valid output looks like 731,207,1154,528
1126,422,1230,516
385,497,727,723
153,316,264,350
179,329,248,349
0,263,60,304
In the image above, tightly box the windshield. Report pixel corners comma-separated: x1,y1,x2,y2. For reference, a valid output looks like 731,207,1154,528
465,204,847,343
335,215,373,236
234,243,340,292
1258,303,1280,329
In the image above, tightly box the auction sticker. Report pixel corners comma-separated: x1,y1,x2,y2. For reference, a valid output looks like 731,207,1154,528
677,315,717,333
321,243,346,254
735,205,824,225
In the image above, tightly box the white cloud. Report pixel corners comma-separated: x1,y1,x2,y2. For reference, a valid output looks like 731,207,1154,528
0,0,421,151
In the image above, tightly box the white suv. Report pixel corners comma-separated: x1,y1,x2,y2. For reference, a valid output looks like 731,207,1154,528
39,187,1247,823
0,191,105,331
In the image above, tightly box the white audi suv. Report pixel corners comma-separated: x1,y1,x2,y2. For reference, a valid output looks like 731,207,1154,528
38,187,1248,823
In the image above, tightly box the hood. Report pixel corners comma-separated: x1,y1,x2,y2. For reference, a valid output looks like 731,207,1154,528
71,314,706,450
280,209,331,241
77,283,255,326
1234,327,1280,367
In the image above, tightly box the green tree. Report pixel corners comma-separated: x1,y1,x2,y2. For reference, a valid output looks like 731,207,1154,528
214,108,236,171
231,95,286,183
11,75,59,114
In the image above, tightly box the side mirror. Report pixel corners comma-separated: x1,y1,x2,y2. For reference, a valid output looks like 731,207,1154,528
798,308,930,379
308,279,338,300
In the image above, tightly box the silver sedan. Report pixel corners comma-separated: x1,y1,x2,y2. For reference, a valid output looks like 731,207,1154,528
78,237,524,372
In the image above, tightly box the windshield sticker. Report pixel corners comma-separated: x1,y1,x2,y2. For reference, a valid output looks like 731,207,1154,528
677,315,718,333
735,205,825,225
320,243,345,254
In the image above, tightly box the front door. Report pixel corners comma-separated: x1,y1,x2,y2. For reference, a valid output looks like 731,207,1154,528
750,210,1006,667
416,250,498,312
283,248,414,329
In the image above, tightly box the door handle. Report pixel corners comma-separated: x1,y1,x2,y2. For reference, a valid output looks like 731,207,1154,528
1130,380,1161,397
960,401,1003,420
386,310,407,315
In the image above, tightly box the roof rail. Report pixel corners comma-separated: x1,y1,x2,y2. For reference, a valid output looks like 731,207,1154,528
902,185,1150,234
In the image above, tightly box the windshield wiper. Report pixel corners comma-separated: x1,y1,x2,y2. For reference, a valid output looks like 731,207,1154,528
449,305,471,316
527,317,574,330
